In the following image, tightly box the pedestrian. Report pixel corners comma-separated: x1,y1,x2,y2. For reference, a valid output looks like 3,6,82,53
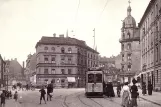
47,82,53,101
130,78,138,107
148,81,153,95
117,81,122,97
121,82,131,107
39,86,46,104
14,91,18,101
142,82,146,95
1,90,6,107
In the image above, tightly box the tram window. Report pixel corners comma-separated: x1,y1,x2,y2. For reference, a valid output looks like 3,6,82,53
96,74,102,83
88,74,94,83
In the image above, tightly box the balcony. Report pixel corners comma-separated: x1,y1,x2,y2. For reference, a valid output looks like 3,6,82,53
119,37,140,43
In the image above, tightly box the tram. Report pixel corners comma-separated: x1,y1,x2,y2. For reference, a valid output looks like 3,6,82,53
85,67,104,97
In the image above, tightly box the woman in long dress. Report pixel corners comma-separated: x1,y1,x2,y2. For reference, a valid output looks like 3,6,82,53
121,82,131,107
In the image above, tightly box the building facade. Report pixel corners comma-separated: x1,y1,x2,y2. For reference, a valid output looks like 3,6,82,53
139,0,161,91
119,3,141,83
35,35,99,88
25,53,36,84
5,58,23,85
0,55,6,87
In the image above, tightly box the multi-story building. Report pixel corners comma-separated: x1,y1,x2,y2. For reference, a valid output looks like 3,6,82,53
0,54,6,87
5,58,23,85
119,2,141,83
25,53,36,84
139,0,161,91
35,35,99,88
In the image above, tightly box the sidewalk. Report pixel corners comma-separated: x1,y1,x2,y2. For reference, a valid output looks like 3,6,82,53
4,99,21,107
138,89,161,106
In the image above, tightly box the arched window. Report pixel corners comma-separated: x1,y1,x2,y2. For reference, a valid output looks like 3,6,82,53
127,32,130,38
61,47,65,53
127,43,131,50
68,47,72,53
44,46,48,50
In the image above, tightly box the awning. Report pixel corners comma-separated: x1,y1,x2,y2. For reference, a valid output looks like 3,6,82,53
67,77,76,82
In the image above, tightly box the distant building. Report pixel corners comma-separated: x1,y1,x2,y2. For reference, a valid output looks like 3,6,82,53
115,54,122,69
25,53,36,84
119,2,141,83
5,58,23,85
35,35,99,88
0,54,6,87
138,0,161,91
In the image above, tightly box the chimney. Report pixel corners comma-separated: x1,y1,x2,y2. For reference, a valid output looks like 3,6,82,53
53,33,56,37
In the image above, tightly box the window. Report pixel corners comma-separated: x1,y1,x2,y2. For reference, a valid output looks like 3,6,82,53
127,54,131,60
44,56,48,63
127,32,130,38
51,79,55,83
44,47,48,50
128,65,131,71
156,46,159,62
96,74,102,83
156,4,158,16
61,47,65,53
68,69,72,74
127,43,131,50
51,69,55,74
44,69,48,74
68,57,72,63
88,74,94,83
122,65,124,70
157,70,159,83
61,79,65,83
68,48,72,53
51,47,55,52
61,69,65,74
122,54,124,61
122,44,124,51
51,57,55,63
61,56,65,63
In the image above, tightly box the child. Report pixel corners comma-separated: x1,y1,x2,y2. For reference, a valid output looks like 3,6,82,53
39,86,46,104
14,91,18,101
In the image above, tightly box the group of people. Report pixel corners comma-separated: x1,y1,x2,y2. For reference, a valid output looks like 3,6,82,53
142,81,153,96
0,90,18,107
39,81,54,104
103,82,115,97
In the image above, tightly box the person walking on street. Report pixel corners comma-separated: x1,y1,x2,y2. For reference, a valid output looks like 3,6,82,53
142,82,146,96
39,86,46,104
121,82,131,107
1,90,6,107
130,78,138,107
117,81,122,97
47,82,53,101
148,81,153,95
14,91,18,101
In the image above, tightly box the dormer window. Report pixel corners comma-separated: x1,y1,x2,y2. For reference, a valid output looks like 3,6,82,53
61,47,65,53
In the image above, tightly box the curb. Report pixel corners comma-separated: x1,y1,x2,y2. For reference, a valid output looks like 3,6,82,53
139,96,161,106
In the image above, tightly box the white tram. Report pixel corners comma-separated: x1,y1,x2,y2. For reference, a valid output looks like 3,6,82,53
85,67,104,97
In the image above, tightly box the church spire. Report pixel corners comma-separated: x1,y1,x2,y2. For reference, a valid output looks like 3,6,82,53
127,0,131,16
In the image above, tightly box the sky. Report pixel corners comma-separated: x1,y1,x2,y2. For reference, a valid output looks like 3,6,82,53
0,0,150,65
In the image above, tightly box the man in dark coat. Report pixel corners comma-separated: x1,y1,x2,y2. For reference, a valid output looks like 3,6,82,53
142,82,146,95
47,82,53,101
148,81,153,95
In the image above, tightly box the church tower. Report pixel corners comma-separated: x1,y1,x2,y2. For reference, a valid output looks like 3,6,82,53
119,0,140,83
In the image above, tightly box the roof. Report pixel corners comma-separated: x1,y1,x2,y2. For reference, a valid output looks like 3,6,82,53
35,36,99,54
138,0,156,27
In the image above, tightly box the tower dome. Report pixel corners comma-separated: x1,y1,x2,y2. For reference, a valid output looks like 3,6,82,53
123,5,136,28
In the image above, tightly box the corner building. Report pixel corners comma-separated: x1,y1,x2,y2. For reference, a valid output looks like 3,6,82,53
35,36,99,88
139,0,161,91
119,4,141,83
